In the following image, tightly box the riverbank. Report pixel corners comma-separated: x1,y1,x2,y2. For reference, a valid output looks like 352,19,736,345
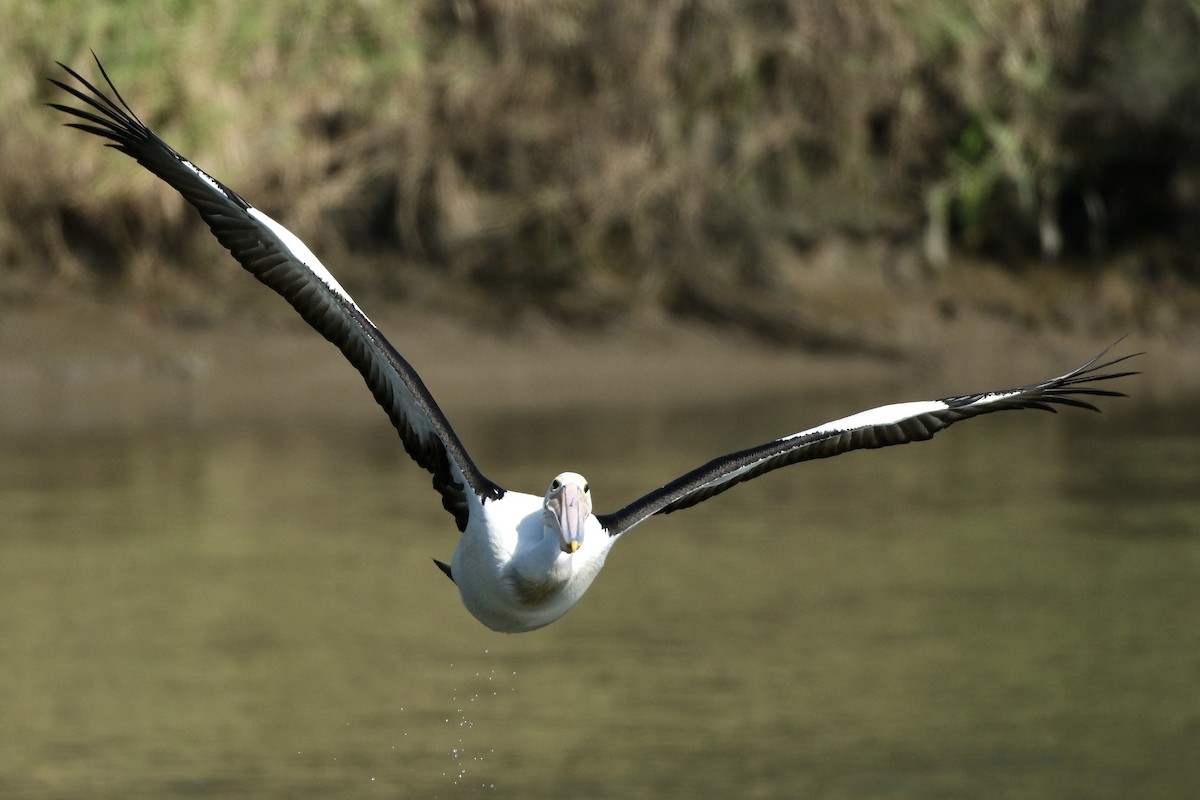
2,274,1195,439
14,4,1200,337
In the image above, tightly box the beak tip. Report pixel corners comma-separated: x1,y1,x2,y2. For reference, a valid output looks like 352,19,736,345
567,541,581,554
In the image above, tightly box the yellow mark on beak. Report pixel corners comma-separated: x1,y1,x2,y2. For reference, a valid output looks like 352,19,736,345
567,541,581,554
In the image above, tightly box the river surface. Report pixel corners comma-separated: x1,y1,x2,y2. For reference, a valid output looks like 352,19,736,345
1,391,1197,799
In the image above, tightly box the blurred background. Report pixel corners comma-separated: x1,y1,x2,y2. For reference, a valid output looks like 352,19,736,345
5,0,1200,345
2,2,1198,799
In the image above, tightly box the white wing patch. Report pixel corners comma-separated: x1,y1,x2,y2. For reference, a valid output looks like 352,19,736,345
246,206,370,322
691,400,951,493
180,158,226,197
788,400,950,440
696,401,947,492
175,156,366,321
960,390,1022,407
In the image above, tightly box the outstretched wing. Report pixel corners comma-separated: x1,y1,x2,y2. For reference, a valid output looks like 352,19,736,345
595,346,1138,537
50,56,503,530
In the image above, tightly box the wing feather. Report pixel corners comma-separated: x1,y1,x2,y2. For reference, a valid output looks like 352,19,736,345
50,56,503,530
596,346,1138,537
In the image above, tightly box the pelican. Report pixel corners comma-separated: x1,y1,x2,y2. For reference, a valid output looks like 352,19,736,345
50,58,1138,633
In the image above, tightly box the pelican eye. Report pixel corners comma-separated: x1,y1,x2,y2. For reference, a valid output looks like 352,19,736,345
550,478,562,491
583,483,590,493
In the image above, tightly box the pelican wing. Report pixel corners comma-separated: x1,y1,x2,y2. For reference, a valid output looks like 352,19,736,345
50,57,503,530
596,347,1137,537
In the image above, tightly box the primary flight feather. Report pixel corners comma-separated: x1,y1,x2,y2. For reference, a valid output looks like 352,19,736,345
50,56,1138,632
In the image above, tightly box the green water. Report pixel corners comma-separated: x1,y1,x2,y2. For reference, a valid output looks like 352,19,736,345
1,396,1197,798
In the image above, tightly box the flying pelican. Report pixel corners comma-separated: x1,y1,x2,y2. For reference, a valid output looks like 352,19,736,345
50,58,1138,633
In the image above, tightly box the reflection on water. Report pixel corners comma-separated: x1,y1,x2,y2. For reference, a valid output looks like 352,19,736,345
1,396,1198,799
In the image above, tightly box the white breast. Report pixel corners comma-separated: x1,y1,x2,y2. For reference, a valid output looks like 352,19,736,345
450,491,614,633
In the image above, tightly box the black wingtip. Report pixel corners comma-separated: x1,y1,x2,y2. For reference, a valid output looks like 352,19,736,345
433,558,455,584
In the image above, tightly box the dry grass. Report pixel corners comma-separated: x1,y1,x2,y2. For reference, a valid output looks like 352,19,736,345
6,1,1200,336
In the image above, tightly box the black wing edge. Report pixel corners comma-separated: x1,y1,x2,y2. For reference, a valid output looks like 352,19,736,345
49,54,506,531
48,55,250,210
595,342,1140,538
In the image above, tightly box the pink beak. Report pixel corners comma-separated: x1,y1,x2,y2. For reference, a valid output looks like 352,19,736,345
549,483,586,553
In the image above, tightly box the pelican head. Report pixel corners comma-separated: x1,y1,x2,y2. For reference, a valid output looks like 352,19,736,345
543,471,592,554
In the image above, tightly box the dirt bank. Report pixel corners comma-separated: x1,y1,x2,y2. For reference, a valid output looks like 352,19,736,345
1,284,1195,439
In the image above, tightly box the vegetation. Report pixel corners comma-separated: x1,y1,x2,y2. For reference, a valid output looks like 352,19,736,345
5,1,1200,335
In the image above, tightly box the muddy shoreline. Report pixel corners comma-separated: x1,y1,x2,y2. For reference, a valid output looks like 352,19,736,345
2,288,1195,440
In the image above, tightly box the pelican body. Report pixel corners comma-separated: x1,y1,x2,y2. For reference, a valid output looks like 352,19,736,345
448,473,611,632
50,58,1138,633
